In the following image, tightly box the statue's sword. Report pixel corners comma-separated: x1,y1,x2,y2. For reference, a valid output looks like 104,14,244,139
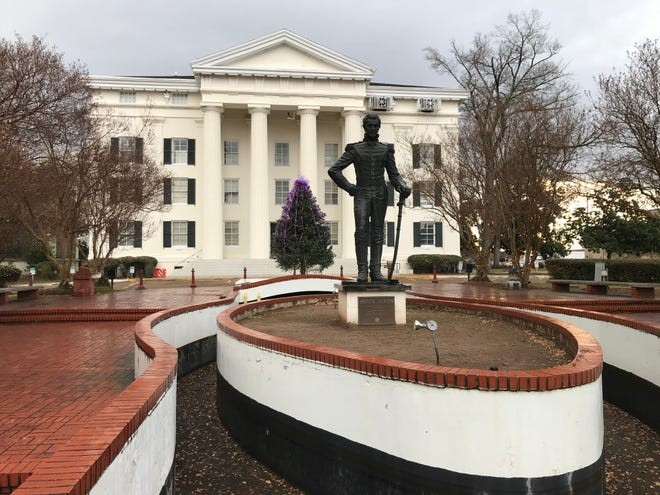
387,193,405,281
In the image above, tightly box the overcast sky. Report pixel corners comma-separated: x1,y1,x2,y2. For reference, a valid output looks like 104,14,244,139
3,0,659,96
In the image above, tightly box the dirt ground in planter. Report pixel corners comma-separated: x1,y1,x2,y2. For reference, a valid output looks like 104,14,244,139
240,301,572,370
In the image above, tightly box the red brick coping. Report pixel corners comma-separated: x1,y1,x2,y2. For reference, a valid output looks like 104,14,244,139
218,295,603,392
10,306,183,495
233,274,349,292
406,291,660,338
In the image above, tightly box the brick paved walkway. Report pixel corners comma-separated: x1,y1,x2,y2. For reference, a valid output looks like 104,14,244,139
0,323,134,491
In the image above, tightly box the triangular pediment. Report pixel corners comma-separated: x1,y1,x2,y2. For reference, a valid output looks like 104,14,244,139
191,29,374,80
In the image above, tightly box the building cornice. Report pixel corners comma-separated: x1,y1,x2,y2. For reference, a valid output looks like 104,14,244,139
88,75,199,92
366,84,468,101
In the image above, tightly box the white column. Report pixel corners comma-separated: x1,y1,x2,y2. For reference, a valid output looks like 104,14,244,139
248,105,270,259
298,106,320,195
341,108,363,259
202,105,223,259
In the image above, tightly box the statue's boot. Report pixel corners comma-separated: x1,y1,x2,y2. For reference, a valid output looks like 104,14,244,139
369,244,385,282
356,244,369,283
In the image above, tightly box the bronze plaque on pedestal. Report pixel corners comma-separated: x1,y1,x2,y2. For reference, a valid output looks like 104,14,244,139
358,296,395,325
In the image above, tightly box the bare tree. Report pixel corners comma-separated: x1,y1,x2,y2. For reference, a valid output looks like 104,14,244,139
424,10,585,281
494,99,586,284
592,38,660,208
0,36,165,287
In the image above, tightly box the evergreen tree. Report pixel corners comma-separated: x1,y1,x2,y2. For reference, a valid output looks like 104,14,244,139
272,177,334,274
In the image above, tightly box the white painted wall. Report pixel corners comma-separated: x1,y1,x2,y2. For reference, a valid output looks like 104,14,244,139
217,329,603,479
153,301,236,348
532,311,659,386
90,382,176,495
236,278,336,302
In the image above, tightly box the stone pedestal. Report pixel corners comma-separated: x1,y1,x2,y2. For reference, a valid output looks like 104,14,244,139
72,267,95,297
336,282,410,326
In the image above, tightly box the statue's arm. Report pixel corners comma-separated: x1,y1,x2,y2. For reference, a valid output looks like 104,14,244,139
384,143,411,197
328,144,358,196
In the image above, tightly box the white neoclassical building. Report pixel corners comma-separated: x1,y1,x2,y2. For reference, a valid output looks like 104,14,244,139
90,30,467,277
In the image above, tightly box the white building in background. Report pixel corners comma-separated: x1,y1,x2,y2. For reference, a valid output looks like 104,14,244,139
90,30,467,277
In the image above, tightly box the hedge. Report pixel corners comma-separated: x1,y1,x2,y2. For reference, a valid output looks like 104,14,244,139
0,265,21,287
407,254,464,274
545,258,660,283
102,256,158,278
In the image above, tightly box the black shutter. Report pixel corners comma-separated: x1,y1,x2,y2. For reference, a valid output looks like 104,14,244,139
413,222,421,247
163,221,172,247
387,183,395,206
187,139,196,165
109,222,118,249
413,183,421,207
135,137,143,164
133,221,143,248
163,178,172,204
110,138,119,160
435,184,442,206
187,179,196,204
163,138,172,164
412,144,420,169
187,221,196,248
435,222,443,247
387,222,395,247
433,144,442,169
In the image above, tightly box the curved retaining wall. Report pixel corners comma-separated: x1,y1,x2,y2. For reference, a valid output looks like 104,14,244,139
234,274,345,302
531,309,659,431
216,296,605,494
407,291,660,432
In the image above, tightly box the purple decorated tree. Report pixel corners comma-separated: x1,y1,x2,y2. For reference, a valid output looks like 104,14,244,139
272,177,335,274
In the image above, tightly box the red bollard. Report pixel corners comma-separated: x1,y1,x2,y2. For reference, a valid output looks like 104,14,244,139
243,266,247,279
137,269,146,290
432,264,438,283
190,268,197,289
340,265,344,277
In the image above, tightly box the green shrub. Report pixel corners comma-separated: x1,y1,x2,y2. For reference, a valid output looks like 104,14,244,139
0,264,21,287
24,246,50,266
102,256,159,278
407,254,464,274
606,259,660,282
95,275,111,287
545,258,660,282
35,260,58,280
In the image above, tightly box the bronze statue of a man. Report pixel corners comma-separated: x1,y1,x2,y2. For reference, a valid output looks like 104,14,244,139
328,113,411,282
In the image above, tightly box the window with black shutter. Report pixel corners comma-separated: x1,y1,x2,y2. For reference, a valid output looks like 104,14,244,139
187,221,196,248
135,138,143,164
163,138,172,164
412,143,420,169
413,222,421,247
386,222,395,247
413,183,421,207
435,222,443,247
133,221,143,248
435,184,442,206
187,139,196,165
163,221,172,247
187,179,196,204
433,144,442,169
110,138,119,160
163,178,172,204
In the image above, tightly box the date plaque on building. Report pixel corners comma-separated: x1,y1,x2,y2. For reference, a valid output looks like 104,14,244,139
358,296,395,325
